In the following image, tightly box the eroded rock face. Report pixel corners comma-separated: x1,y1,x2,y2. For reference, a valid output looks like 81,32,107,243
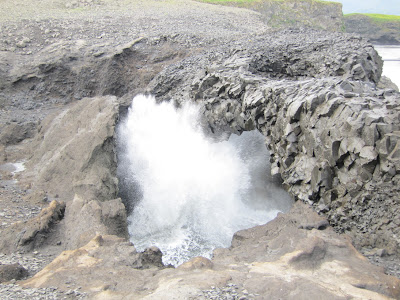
0,200,65,254
26,95,119,202
62,196,128,250
1,1,398,297
0,264,28,283
0,37,189,107
148,30,400,254
21,203,400,299
1,95,136,256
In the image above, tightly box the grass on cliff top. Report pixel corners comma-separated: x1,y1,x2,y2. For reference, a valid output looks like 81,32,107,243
345,13,400,23
197,0,340,5
196,0,259,4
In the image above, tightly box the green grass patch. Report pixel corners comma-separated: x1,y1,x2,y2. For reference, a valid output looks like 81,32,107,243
196,0,342,10
197,0,339,4
311,0,342,5
345,13,400,23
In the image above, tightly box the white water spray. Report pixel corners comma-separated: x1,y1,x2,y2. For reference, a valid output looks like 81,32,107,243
117,94,292,266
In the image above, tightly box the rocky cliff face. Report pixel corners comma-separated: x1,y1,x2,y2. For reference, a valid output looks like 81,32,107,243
255,0,344,31
200,0,344,31
26,96,120,202
149,29,400,256
344,14,400,45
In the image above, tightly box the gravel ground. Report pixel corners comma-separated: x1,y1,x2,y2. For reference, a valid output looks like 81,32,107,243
0,252,49,276
361,248,400,279
194,284,257,300
0,0,268,56
0,176,42,231
0,284,87,300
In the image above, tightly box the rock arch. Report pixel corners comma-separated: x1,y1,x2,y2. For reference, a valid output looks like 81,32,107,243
148,30,400,254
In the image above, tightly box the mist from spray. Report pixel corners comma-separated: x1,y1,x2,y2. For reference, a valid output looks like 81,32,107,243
117,94,292,266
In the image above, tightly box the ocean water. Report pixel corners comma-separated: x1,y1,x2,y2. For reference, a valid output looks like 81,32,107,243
117,95,293,266
375,45,400,88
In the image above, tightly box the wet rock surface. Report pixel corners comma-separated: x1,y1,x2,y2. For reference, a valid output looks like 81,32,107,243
149,29,400,261
20,203,400,299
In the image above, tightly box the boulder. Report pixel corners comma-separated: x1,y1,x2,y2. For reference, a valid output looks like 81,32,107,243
0,121,36,145
62,195,128,250
26,96,119,202
0,264,29,283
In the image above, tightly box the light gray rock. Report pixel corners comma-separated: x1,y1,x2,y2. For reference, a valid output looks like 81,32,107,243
26,96,119,202
62,195,128,250
20,203,400,299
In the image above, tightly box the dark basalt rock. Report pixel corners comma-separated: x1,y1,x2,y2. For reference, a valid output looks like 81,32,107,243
147,29,400,256
0,263,29,283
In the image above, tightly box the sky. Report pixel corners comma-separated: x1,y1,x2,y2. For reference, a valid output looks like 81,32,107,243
322,0,400,15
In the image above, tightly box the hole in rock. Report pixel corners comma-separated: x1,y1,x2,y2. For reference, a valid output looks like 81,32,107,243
116,94,293,266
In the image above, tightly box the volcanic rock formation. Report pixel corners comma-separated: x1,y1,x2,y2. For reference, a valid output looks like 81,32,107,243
148,29,400,256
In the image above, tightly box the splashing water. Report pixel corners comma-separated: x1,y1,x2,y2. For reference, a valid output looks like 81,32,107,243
117,94,292,266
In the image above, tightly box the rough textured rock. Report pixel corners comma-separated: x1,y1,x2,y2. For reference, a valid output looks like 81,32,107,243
21,203,400,299
148,29,400,255
0,37,189,107
178,256,214,271
212,202,400,300
22,235,169,295
0,122,36,146
379,75,400,92
62,195,128,250
0,264,28,283
0,201,65,254
0,95,126,260
344,14,400,45
26,95,119,202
